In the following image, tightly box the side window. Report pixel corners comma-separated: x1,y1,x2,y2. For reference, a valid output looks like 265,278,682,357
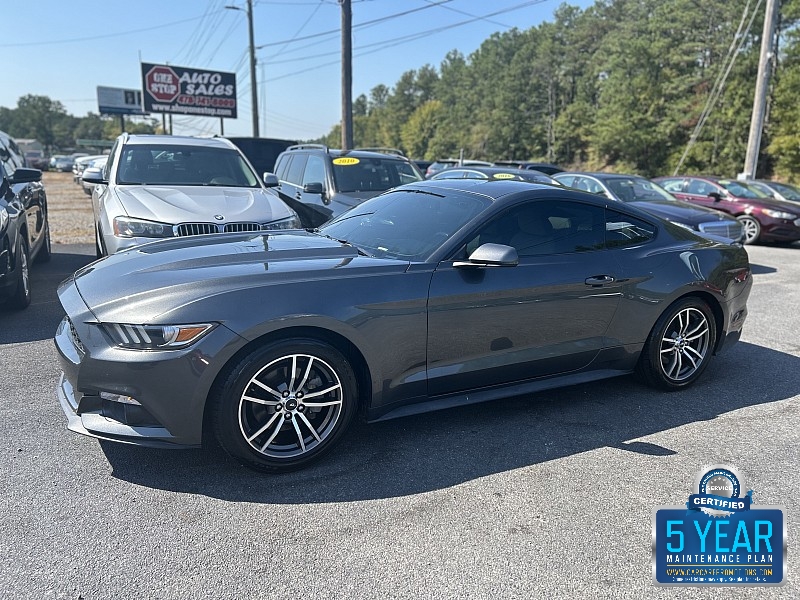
556,175,575,187
462,170,485,180
686,179,711,195
274,155,290,180
605,209,656,248
659,179,683,193
465,200,605,257
302,155,326,186
104,139,120,179
285,154,308,185
584,178,605,195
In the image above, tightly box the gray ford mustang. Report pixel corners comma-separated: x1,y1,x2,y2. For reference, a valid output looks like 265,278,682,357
55,179,752,472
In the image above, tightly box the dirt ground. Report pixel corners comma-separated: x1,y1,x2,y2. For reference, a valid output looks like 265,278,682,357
44,171,95,245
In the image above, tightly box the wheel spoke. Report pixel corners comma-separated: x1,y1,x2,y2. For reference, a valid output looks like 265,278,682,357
681,349,698,370
684,345,704,360
297,412,322,442
685,325,709,341
288,355,297,393
302,383,341,399
260,416,286,452
302,400,342,408
242,395,279,406
247,410,282,443
291,417,306,452
296,357,315,392
251,378,282,398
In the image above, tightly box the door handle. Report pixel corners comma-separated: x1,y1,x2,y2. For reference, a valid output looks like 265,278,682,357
585,275,615,287
295,192,302,200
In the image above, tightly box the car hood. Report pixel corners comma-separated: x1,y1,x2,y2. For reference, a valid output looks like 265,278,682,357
115,185,294,223
70,231,408,323
629,199,735,226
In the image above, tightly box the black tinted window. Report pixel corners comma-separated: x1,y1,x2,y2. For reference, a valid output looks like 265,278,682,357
285,154,307,185
468,200,605,257
605,209,656,248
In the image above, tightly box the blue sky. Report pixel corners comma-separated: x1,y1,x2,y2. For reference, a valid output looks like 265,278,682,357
3,0,593,140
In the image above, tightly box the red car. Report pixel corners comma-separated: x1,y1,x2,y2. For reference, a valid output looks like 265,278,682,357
654,175,800,245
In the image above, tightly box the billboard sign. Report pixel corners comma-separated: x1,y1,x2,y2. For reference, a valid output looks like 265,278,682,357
97,86,146,115
140,62,238,119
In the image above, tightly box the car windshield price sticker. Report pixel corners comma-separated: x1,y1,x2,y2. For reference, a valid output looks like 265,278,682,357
332,157,360,166
652,464,786,586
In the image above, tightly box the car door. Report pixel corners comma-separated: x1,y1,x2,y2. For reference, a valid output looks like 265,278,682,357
298,154,334,227
426,198,623,396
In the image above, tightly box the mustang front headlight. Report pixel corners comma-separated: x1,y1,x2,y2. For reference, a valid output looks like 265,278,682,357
762,209,797,220
113,216,175,238
102,323,215,350
262,214,302,230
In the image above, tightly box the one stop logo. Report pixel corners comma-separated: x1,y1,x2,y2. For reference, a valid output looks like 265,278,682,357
144,65,179,103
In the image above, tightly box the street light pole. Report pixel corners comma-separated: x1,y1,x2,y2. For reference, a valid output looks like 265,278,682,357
227,1,260,137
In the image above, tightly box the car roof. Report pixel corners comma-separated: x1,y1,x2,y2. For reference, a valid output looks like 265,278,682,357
123,134,237,150
557,171,648,181
284,144,411,161
401,177,581,203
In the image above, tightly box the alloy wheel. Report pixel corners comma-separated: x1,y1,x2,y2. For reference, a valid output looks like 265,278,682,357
658,307,711,382
238,353,344,459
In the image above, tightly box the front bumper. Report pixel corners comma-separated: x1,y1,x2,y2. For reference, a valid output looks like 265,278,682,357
54,282,245,448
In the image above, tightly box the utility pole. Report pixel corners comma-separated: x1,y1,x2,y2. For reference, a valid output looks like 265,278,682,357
741,0,779,179
340,0,353,150
226,1,260,137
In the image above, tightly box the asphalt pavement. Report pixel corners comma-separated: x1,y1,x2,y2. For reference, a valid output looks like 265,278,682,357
0,243,797,599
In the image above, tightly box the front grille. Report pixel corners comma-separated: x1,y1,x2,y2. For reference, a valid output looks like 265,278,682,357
224,222,261,233
175,223,219,237
698,221,744,240
66,317,85,354
174,222,262,237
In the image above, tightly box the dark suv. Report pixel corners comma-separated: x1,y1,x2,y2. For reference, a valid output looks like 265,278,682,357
654,175,800,245
271,145,425,227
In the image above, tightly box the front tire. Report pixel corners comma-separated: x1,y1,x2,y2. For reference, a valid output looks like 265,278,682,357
737,215,761,245
7,238,31,309
636,297,716,390
212,339,358,473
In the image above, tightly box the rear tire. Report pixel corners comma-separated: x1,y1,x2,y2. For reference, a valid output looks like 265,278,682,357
34,220,52,263
212,339,358,473
636,297,716,390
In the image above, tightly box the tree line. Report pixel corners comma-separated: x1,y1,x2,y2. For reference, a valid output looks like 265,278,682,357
4,0,800,180
317,0,800,180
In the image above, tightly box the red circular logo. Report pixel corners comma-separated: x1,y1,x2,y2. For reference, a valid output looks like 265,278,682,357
144,66,179,103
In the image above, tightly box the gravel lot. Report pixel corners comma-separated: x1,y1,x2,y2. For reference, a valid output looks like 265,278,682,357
45,171,94,245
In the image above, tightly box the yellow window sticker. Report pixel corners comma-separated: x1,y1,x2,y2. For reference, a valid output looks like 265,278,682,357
492,172,516,179
333,157,360,166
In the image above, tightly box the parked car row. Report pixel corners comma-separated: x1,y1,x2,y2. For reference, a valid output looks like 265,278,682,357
0,142,51,309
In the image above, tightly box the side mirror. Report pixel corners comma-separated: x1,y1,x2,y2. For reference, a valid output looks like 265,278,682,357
708,191,723,202
303,181,324,195
81,171,108,185
453,243,519,268
262,173,279,188
9,167,42,184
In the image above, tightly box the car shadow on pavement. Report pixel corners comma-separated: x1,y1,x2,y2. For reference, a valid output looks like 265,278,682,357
100,340,800,502
0,246,95,344
749,263,777,275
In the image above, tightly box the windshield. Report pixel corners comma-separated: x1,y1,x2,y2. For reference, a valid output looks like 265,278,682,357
717,180,767,199
605,177,676,202
763,181,800,201
116,144,260,187
320,188,491,261
331,157,423,193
